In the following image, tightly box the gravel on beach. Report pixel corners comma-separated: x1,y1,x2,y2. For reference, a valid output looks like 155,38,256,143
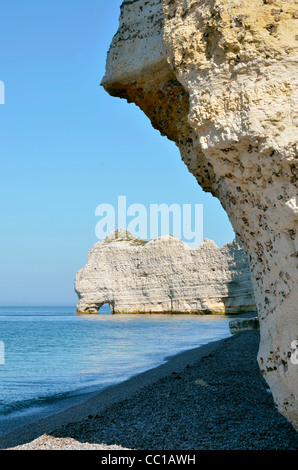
7,330,298,451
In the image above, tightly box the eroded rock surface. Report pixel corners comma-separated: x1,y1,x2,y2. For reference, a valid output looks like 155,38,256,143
75,230,256,315
101,0,298,429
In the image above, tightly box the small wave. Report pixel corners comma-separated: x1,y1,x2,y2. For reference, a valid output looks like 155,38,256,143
0,390,74,416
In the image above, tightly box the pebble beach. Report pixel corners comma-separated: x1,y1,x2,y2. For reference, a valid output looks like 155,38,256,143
1,330,297,451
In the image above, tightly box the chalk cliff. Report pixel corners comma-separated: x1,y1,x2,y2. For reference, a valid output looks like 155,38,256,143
75,230,256,315
101,0,298,429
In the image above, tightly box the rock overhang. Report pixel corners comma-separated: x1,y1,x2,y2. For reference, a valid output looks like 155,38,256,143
100,0,298,430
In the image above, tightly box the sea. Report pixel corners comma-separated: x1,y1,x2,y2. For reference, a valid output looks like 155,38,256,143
0,306,236,437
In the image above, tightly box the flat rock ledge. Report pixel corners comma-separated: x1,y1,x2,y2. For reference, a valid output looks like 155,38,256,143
229,317,260,335
75,229,256,315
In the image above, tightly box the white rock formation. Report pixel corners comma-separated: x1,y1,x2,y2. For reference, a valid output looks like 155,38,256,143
75,230,256,315
101,0,298,429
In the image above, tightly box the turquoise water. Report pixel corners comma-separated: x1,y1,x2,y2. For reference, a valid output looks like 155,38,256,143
0,306,234,436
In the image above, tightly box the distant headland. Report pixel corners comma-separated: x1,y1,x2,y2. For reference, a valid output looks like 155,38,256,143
75,229,256,315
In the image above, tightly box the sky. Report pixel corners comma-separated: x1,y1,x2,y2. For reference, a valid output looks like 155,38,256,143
0,0,235,307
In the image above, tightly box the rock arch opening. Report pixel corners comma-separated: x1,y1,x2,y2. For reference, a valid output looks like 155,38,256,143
98,303,113,315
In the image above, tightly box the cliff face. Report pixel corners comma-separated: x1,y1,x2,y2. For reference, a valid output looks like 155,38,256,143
101,0,298,429
75,230,256,315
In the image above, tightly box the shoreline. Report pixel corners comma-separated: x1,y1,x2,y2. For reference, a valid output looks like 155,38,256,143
0,311,241,441
0,334,227,450
1,328,297,450
0,312,255,447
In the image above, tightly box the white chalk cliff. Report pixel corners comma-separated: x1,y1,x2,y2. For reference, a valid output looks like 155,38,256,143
101,1,298,429
75,230,256,315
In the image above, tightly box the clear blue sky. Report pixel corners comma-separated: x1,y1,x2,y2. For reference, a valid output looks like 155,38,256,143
0,0,234,306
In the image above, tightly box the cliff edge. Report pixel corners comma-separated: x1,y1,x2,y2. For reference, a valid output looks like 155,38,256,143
101,0,298,429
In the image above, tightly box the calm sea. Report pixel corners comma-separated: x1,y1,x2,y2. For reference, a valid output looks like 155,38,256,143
0,306,234,437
